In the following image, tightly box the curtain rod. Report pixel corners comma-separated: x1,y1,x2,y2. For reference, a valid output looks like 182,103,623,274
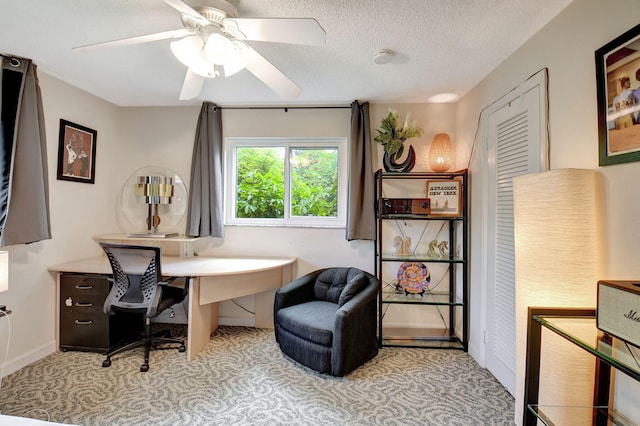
218,105,351,111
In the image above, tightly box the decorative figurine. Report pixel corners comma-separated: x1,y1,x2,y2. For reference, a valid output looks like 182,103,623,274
427,239,449,258
394,236,412,256
427,239,439,258
437,241,449,258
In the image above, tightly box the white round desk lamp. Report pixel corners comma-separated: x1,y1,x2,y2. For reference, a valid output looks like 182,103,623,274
119,166,188,237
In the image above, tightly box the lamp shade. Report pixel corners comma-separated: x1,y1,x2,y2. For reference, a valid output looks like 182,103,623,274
0,251,7,294
121,167,187,237
135,176,174,205
428,133,453,173
513,169,601,425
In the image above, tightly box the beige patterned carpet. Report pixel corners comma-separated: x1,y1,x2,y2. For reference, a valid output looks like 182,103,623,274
0,326,514,425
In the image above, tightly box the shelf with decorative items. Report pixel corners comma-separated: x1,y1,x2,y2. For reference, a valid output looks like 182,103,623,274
375,169,468,350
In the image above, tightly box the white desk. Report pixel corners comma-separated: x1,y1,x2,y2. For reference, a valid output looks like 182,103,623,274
49,256,296,361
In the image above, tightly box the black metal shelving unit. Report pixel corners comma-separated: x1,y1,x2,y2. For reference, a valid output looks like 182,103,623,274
375,169,468,350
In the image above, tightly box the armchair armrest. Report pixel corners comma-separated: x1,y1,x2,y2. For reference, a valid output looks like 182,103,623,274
332,274,379,375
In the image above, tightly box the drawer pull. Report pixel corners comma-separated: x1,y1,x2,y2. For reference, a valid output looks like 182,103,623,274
74,320,93,325
75,285,94,290
75,303,93,307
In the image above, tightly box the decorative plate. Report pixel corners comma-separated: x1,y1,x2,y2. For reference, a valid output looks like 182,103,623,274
396,262,430,295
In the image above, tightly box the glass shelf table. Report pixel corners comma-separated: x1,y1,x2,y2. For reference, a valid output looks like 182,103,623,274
524,307,640,426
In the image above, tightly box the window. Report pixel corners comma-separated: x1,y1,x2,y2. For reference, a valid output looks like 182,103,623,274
225,137,347,227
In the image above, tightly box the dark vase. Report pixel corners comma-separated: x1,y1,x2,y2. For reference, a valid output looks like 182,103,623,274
383,145,416,172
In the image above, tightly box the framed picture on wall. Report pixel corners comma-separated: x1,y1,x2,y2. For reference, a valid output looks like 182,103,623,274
426,180,461,216
595,22,640,166
57,119,97,184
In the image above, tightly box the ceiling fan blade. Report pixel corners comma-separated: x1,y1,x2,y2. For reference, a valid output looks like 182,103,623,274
73,28,192,50
223,18,325,46
179,69,205,100
237,44,301,99
163,0,210,26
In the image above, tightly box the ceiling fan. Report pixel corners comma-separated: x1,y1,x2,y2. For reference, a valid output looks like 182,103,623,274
74,0,326,100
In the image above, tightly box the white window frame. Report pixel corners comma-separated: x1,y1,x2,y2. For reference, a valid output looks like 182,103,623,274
225,137,348,228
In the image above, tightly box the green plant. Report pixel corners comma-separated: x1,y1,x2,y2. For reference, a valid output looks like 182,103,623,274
235,146,338,219
374,110,423,156
236,147,285,218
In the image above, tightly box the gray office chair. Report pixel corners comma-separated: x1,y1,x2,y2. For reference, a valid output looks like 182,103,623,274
100,243,186,372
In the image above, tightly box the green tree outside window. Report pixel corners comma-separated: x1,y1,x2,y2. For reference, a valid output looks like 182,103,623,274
235,146,338,219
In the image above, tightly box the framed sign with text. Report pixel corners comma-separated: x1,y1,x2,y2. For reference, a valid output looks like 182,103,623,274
426,180,461,217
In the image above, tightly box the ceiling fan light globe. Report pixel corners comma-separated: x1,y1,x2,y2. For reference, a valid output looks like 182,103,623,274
171,36,217,78
191,64,218,78
170,36,203,67
205,34,236,63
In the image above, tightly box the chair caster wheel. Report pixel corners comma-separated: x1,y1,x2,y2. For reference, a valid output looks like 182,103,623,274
179,345,186,353
102,359,111,368
140,364,149,372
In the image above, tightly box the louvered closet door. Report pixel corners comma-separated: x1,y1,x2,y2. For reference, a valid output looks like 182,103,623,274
484,71,548,396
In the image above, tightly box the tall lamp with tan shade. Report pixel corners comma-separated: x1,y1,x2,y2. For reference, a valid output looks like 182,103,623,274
512,169,602,425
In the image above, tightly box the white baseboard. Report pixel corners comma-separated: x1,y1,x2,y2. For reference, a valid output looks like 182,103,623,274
467,340,484,367
218,316,255,327
2,340,56,378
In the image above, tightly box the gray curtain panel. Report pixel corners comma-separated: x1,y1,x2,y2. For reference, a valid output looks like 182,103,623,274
186,102,224,238
346,101,375,241
0,57,51,246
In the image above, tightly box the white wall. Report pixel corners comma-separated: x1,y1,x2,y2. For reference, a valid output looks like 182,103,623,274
456,0,640,420
0,87,459,370
214,107,367,272
216,105,457,324
0,73,121,375
3,0,638,418
370,103,457,172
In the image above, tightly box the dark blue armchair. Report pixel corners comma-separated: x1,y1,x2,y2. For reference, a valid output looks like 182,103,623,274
274,267,379,376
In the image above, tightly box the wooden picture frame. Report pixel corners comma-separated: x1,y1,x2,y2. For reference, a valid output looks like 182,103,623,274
426,180,461,216
57,119,97,184
595,22,640,166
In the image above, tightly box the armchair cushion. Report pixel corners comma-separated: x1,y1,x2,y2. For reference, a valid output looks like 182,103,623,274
276,301,338,346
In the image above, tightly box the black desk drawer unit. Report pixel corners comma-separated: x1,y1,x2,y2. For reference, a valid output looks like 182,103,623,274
59,273,141,352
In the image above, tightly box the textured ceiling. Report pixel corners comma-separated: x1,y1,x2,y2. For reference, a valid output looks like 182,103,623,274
0,0,573,107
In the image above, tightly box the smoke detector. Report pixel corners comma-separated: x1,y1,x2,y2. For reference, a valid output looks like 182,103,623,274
373,48,394,64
